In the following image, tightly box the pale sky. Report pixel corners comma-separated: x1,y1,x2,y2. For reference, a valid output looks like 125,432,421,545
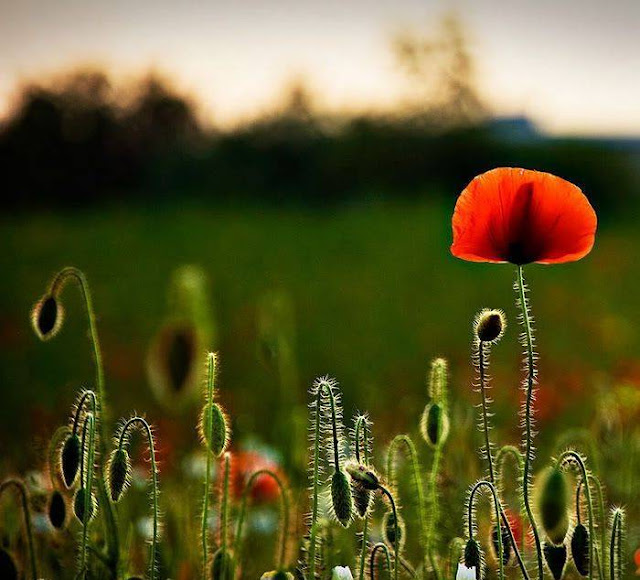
0,0,638,135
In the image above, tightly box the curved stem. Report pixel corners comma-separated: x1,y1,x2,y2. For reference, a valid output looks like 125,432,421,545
380,486,400,580
48,425,71,488
467,480,504,580
79,413,96,576
308,380,340,579
201,353,216,580
0,479,38,580
370,542,392,580
48,267,119,574
119,417,159,580
71,390,97,436
589,474,607,580
556,451,596,580
355,415,371,580
609,510,623,580
235,468,289,570
515,265,543,580
386,435,429,576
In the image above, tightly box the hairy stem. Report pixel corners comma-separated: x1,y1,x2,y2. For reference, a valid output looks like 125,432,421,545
370,542,392,580
467,480,504,580
515,265,543,580
609,510,624,580
380,486,400,580
202,353,216,579
0,479,38,580
79,413,96,576
355,415,371,580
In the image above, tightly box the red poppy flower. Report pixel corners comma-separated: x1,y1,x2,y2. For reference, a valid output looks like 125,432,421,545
451,168,597,264
229,450,283,504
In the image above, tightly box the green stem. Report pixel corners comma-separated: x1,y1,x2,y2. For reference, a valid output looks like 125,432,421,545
386,435,429,577
467,480,504,580
79,413,96,576
355,415,371,580
515,265,543,580
235,468,289,570
220,453,231,554
556,451,596,580
48,425,71,488
380,487,400,580
447,538,465,580
49,267,119,575
0,479,38,580
202,353,216,579
609,510,623,580
119,417,159,580
477,340,495,482
370,542,392,580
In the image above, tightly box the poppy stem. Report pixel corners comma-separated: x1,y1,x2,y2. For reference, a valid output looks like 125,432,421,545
609,508,624,580
369,542,392,580
201,353,216,580
514,265,544,580
379,486,400,580
355,415,372,580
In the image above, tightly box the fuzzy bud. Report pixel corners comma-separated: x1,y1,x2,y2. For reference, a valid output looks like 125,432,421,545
570,523,589,577
383,510,405,551
538,466,570,545
60,433,81,488
31,294,64,341
464,539,482,579
199,403,229,457
474,309,506,343
108,448,131,503
331,470,353,527
48,489,67,529
345,462,379,491
260,572,295,580
420,402,450,448
211,548,236,580
73,487,96,524
0,548,18,580
543,543,567,580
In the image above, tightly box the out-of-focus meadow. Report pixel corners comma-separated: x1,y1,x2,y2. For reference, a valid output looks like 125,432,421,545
1,9,639,578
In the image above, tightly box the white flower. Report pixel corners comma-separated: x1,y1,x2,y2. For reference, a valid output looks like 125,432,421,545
456,563,477,580
332,566,354,579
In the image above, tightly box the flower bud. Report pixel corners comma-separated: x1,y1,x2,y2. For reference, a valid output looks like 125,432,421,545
537,466,570,545
32,294,64,341
48,489,67,529
331,470,353,527
570,523,589,577
211,548,236,580
383,510,405,551
199,403,229,457
464,538,482,579
420,402,450,448
107,448,131,503
73,487,96,524
260,572,294,580
543,543,567,580
60,433,81,488
474,309,506,343
0,548,18,580
344,462,379,491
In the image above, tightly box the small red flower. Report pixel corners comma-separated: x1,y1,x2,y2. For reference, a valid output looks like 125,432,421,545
451,168,597,264
229,450,283,504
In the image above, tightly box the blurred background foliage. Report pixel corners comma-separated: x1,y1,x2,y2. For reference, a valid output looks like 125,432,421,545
0,15,638,570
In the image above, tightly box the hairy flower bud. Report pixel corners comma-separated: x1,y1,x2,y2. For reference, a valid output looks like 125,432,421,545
344,462,379,491
537,466,570,545
570,523,589,577
211,548,236,580
48,490,67,529
60,433,81,488
107,447,131,503
260,572,294,580
199,402,229,457
464,539,482,579
474,309,506,343
32,294,64,341
331,469,353,527
543,543,567,580
73,487,96,524
383,510,405,551
420,402,450,448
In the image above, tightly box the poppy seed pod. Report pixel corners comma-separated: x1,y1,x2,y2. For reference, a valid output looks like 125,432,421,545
73,487,96,524
0,548,18,580
48,489,67,529
107,447,131,503
352,484,372,519
60,433,81,488
31,294,64,341
331,469,353,527
543,543,567,580
420,402,450,448
570,523,589,577
211,548,236,580
491,523,512,566
537,466,570,545
199,402,229,457
382,510,405,551
344,462,379,491
464,538,482,579
474,309,506,344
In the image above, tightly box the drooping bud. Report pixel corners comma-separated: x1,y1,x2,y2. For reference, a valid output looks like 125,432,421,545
570,523,589,577
48,489,67,529
474,309,506,343
383,510,406,551
490,523,512,566
331,470,353,527
211,548,236,580
73,487,96,524
0,548,18,580
464,539,482,580
107,447,131,503
60,433,81,488
543,543,567,580
537,466,570,545
31,294,64,341
345,462,380,491
420,402,450,448
199,402,229,457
